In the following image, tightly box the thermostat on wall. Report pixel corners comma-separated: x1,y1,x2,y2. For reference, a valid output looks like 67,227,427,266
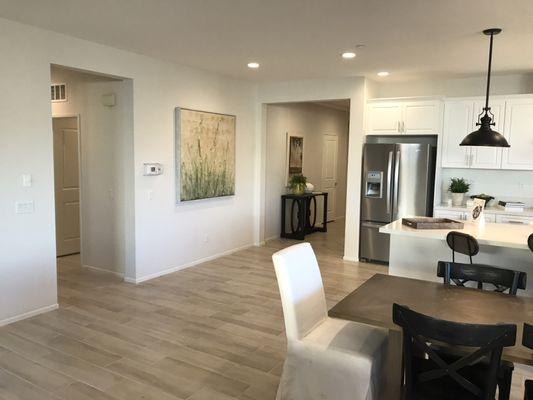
143,163,163,176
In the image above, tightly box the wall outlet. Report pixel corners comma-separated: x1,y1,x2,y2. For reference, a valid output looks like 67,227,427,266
203,235,209,244
15,201,34,214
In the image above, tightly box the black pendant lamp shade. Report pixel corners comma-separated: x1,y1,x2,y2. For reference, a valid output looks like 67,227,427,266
460,28,510,148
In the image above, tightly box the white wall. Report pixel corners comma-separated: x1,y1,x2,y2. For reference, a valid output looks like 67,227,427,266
256,78,366,262
371,73,533,98
0,17,256,324
440,169,533,207
372,73,533,207
264,102,349,240
51,66,134,276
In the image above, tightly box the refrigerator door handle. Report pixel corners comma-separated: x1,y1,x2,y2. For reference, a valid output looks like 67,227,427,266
393,149,400,216
386,151,393,215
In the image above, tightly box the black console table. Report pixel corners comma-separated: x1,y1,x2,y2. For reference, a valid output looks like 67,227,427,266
280,192,328,240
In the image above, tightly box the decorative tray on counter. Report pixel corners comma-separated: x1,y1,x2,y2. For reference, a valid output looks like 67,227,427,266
402,217,464,230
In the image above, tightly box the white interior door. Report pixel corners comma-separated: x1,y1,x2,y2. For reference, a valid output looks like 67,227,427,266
321,135,338,222
53,117,81,256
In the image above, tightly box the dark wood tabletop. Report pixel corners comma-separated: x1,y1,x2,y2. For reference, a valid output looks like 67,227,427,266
329,273,533,366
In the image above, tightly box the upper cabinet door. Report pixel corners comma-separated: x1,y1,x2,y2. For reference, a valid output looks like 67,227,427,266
441,100,473,168
365,102,402,135
402,100,441,135
502,98,533,170
469,100,505,169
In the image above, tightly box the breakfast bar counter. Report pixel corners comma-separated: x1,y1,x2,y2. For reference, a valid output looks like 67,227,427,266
379,219,533,295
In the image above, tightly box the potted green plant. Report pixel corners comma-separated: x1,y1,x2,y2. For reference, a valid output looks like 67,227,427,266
289,174,307,196
449,177,471,206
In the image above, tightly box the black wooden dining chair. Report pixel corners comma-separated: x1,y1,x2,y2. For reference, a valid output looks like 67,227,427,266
437,261,527,294
446,231,480,264
393,303,516,400
436,260,526,400
523,323,533,400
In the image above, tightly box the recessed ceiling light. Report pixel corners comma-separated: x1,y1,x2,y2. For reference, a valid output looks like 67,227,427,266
247,62,260,69
377,71,390,77
341,52,356,59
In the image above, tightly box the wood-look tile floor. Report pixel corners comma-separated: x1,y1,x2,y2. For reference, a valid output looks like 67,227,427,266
0,221,530,399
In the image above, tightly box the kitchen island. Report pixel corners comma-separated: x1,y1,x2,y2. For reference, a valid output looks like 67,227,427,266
379,219,533,295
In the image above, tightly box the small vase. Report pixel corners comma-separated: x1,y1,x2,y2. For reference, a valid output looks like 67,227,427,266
292,184,305,196
451,192,465,207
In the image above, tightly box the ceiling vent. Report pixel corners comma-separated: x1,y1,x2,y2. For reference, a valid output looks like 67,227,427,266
51,83,67,102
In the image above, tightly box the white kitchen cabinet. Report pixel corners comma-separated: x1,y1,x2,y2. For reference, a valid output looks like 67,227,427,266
469,100,505,169
441,100,473,168
365,102,403,135
366,99,441,135
403,100,442,135
442,95,533,171
502,98,533,170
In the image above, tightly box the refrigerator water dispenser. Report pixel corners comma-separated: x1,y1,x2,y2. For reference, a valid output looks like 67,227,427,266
365,171,383,198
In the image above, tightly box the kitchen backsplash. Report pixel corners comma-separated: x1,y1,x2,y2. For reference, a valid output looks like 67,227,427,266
440,168,533,207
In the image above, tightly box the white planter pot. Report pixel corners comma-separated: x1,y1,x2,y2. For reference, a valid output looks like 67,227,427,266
451,193,465,207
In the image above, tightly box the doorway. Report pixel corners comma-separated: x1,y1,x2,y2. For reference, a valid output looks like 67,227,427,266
263,99,350,257
53,116,81,256
50,65,135,281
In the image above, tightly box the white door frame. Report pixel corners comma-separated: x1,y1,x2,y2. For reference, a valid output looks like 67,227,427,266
52,113,82,257
321,134,339,223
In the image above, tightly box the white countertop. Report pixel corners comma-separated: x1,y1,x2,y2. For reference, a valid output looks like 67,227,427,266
435,204,533,217
380,219,533,250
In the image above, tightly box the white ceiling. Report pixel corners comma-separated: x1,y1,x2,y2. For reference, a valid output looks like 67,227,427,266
1,0,533,82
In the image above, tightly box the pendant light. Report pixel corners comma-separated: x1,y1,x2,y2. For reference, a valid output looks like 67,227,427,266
460,28,510,147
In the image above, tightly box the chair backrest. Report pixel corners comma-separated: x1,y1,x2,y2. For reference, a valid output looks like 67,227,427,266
446,231,479,263
272,243,327,341
528,233,533,253
523,323,533,349
437,261,527,294
393,303,516,400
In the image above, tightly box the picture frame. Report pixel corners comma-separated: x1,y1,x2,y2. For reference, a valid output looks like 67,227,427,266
285,133,304,185
175,107,236,202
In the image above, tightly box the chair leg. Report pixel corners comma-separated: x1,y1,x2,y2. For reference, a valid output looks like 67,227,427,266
498,366,513,400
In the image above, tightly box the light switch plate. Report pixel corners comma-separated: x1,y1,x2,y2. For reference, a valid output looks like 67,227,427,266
22,174,32,187
15,201,35,214
143,163,163,176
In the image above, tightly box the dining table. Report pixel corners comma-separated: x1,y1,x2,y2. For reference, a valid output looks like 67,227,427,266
329,273,533,399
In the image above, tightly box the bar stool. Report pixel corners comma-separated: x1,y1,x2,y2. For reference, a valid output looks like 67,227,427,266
446,231,479,264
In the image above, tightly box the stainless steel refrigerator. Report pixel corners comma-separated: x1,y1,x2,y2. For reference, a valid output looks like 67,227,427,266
360,143,436,263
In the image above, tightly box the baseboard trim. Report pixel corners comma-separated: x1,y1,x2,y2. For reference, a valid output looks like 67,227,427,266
0,304,59,327
127,243,255,284
263,235,279,244
343,256,359,263
82,264,124,278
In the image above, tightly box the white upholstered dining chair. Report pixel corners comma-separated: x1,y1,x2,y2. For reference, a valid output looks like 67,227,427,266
272,242,388,400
